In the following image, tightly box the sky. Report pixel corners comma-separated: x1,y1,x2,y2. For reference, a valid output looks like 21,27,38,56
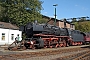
40,0,90,20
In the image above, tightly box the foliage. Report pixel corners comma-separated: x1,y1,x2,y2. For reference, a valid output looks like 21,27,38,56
71,18,77,23
0,0,43,26
73,20,90,32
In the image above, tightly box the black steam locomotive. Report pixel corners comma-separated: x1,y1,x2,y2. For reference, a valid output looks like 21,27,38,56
19,21,85,49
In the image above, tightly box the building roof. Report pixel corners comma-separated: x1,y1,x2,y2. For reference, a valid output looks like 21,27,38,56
42,15,50,19
42,15,63,22
0,22,19,30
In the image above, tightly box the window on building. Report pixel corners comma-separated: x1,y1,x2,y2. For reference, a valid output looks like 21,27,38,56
11,34,14,40
2,33,5,40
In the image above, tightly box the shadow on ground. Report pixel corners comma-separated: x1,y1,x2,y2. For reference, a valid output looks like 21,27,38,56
81,45,90,49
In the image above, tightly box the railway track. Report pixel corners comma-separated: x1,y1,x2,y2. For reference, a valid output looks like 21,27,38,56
53,50,90,60
73,51,90,60
0,45,90,60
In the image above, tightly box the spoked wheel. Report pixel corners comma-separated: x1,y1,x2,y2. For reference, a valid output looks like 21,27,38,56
55,44,59,48
35,38,44,49
59,43,63,47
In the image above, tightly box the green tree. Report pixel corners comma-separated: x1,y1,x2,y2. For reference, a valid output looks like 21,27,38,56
78,17,86,22
81,22,90,32
0,0,43,26
74,21,90,32
71,18,77,22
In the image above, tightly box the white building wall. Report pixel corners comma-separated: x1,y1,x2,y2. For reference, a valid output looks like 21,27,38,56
0,28,9,45
0,28,22,45
8,29,22,44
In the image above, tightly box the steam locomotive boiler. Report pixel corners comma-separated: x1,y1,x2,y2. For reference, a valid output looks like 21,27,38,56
20,22,69,37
